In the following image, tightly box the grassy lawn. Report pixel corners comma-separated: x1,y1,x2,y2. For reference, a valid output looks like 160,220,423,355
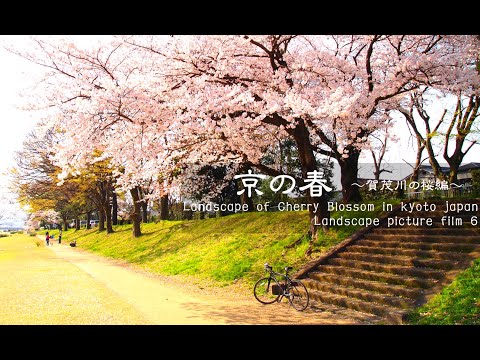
44,199,396,290
408,258,480,325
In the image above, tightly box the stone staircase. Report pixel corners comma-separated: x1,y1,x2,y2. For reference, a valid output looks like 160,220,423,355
296,199,480,324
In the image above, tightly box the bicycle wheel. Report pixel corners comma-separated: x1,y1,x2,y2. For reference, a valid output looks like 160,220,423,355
287,279,309,311
254,277,281,304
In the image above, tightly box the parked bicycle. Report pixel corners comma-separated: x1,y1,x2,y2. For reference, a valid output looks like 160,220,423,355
253,262,309,311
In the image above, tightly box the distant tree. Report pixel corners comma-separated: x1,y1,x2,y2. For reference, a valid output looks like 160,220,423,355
10,127,81,230
369,120,395,182
398,89,479,183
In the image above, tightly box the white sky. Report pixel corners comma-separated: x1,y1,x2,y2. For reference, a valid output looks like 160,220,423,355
0,35,478,227
0,37,36,171
0,37,39,227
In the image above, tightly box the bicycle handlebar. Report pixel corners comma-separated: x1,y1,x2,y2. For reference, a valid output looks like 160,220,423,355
264,263,293,274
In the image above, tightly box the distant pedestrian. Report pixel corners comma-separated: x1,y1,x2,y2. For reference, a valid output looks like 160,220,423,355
58,229,62,244
45,232,50,246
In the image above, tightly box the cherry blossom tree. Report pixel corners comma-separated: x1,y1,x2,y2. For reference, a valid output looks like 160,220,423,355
27,209,61,229
9,35,480,240
125,35,480,232
7,36,176,237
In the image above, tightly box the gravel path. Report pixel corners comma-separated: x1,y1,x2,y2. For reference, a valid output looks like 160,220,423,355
0,235,367,325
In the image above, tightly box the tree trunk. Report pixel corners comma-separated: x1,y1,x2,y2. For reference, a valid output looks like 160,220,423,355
373,160,381,183
444,95,479,185
141,199,148,223
98,207,105,232
371,131,388,183
137,187,148,223
130,187,142,238
445,137,468,184
62,214,68,231
103,181,114,233
75,217,80,231
445,148,462,189
291,119,329,244
112,192,118,225
106,200,114,234
240,190,254,212
159,194,169,220
411,138,425,182
338,148,362,203
86,211,92,230
424,137,447,181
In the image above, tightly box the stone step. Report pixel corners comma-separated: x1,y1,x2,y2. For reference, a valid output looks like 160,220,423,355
347,245,468,260
302,200,480,323
302,278,416,309
371,227,480,236
327,258,445,280
338,251,458,270
364,234,480,244
306,289,408,324
317,265,437,289
307,272,423,299
355,239,480,253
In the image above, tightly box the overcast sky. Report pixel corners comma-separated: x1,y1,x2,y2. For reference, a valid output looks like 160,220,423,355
0,35,478,228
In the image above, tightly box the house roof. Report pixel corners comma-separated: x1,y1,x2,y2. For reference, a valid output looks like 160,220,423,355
356,162,479,183
458,162,480,172
419,165,450,174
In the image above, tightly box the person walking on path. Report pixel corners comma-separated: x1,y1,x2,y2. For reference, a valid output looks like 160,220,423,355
45,232,50,246
58,229,62,244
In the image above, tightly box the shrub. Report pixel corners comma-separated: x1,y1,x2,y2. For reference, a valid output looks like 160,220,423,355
472,169,480,196
169,202,193,220
0,233,9,238
29,232,37,237
192,211,205,220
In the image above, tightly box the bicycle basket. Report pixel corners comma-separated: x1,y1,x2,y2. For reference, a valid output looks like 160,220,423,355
271,283,287,295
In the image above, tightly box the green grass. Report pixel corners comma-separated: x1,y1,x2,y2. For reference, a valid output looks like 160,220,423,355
408,259,480,325
49,199,398,289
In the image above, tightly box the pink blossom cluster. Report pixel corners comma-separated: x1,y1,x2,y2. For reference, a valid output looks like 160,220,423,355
12,35,479,201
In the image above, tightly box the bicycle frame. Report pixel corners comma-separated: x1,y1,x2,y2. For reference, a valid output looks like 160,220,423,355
266,268,294,300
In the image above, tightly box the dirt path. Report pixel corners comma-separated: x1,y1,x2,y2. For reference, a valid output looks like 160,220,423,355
1,235,366,324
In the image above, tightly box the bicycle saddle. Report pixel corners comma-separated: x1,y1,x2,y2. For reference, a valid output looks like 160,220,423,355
285,266,293,272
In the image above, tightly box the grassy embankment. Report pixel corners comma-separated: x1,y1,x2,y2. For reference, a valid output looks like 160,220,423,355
36,197,480,323
407,258,480,325
45,199,397,289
